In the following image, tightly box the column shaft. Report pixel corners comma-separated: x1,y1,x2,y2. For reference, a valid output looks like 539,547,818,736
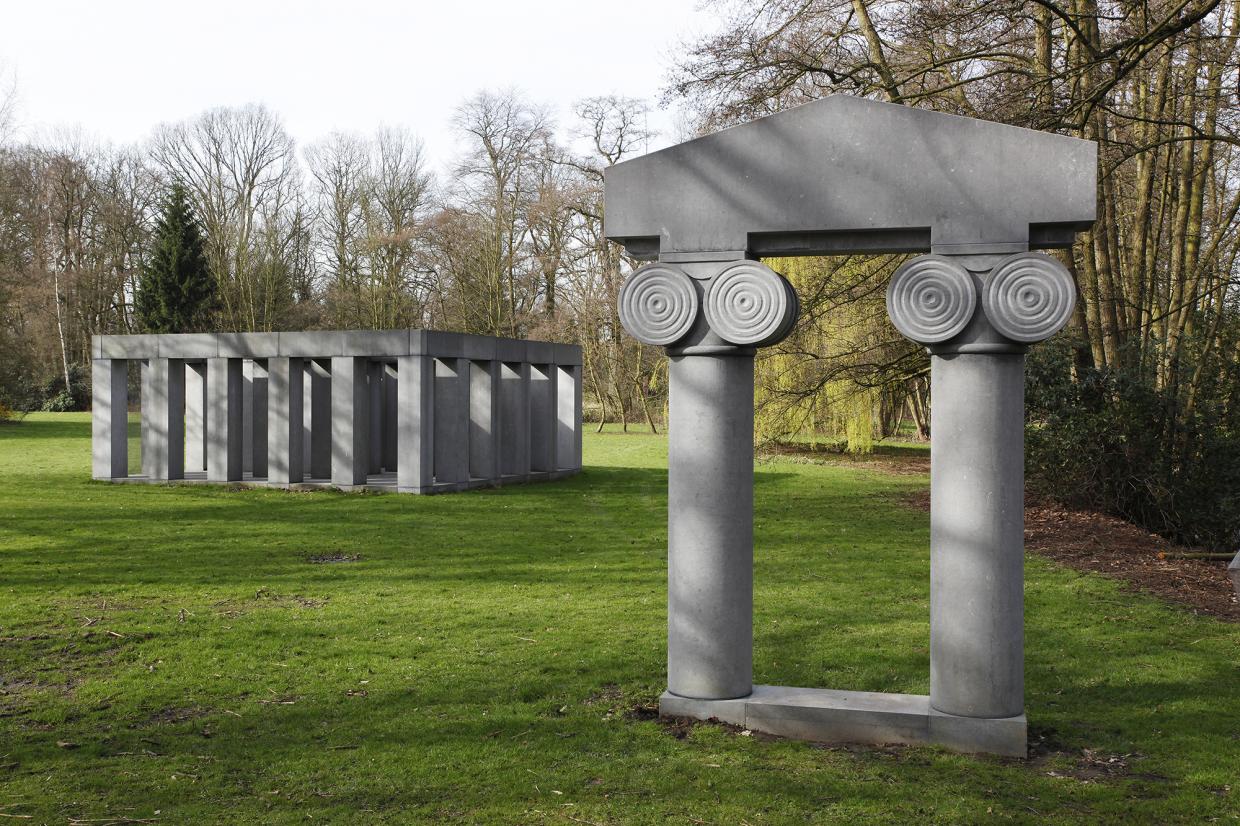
266,357,304,486
207,357,243,482
304,360,332,479
383,364,398,472
667,354,754,700
929,353,1025,719
331,356,370,488
92,359,129,479
555,364,582,470
529,364,556,472
469,360,501,482
433,358,470,485
185,363,207,472
368,361,385,474
397,355,433,492
141,358,185,480
499,362,530,478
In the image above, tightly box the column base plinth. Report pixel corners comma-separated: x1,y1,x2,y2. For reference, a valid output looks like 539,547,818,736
660,685,1026,758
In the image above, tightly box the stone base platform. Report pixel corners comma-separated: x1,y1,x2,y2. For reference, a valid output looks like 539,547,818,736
101,468,581,494
660,685,1026,758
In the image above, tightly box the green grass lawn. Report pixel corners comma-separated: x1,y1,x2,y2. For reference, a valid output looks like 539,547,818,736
1,414,1237,824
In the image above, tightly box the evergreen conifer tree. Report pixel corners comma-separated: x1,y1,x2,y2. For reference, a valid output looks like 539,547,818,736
135,184,215,332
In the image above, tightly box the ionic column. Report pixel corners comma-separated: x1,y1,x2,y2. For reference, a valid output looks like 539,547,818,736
620,260,797,700
555,364,582,471
207,357,243,482
185,363,207,473
469,360,501,482
885,252,1076,720
433,358,470,486
331,356,370,488
397,355,433,493
92,359,129,479
141,357,185,481
266,357,304,486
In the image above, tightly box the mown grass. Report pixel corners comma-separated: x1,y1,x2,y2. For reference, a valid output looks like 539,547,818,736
0,413,1236,824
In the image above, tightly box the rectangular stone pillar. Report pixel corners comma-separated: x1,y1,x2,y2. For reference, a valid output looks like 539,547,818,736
529,364,556,472
243,360,269,479
368,361,385,474
397,355,433,493
303,360,331,479
469,360,501,482
331,356,369,488
383,364,398,472
141,357,185,481
500,362,530,478
207,357,243,482
433,358,469,485
185,362,207,472
556,364,582,470
266,357,304,486
92,358,129,479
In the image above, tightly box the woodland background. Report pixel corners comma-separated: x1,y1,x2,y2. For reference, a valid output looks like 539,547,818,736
1,0,1237,547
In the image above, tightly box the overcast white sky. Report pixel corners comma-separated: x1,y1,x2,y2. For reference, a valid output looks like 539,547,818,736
0,0,715,171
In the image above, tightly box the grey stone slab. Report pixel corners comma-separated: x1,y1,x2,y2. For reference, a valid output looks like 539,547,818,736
331,356,369,487
458,334,497,361
494,338,527,363
526,340,556,364
307,360,332,479
184,363,207,472
554,343,583,367
218,332,280,358
556,365,582,470
266,357,304,486
1229,552,1239,599
661,687,1026,757
469,360,501,482
424,331,466,359
433,358,470,484
141,358,185,481
368,362,385,474
92,335,102,359
383,365,398,472
157,333,219,358
92,359,129,479
397,355,433,493
529,364,556,472
207,358,243,482
499,362,531,478
243,360,269,478
101,334,160,359
604,95,1096,257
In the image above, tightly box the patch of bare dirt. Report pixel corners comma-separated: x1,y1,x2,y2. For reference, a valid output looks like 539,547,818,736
903,490,1239,621
760,441,931,476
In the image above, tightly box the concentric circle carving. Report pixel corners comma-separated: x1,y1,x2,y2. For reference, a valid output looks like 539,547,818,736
703,262,798,347
982,253,1076,343
618,264,699,346
886,256,977,344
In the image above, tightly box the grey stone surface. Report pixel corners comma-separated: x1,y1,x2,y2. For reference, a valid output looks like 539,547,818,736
556,365,582,470
433,358,470,484
185,363,207,472
266,357,304,486
667,353,755,699
92,332,583,496
660,687,1027,758
605,95,1095,258
606,95,1097,757
206,358,243,482
141,358,185,481
529,364,556,472
397,354,434,493
500,362,531,478
1229,551,1240,599
469,360,501,481
91,359,129,479
331,356,369,487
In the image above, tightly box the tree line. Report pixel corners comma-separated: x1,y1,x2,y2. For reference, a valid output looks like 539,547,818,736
0,89,661,429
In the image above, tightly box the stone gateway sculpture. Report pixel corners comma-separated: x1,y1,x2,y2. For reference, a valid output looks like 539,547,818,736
604,95,1096,757
91,330,582,494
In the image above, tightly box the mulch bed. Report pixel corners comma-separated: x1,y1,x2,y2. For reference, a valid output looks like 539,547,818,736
904,490,1239,621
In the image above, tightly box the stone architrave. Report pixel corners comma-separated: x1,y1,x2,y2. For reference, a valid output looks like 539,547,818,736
604,94,1097,757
